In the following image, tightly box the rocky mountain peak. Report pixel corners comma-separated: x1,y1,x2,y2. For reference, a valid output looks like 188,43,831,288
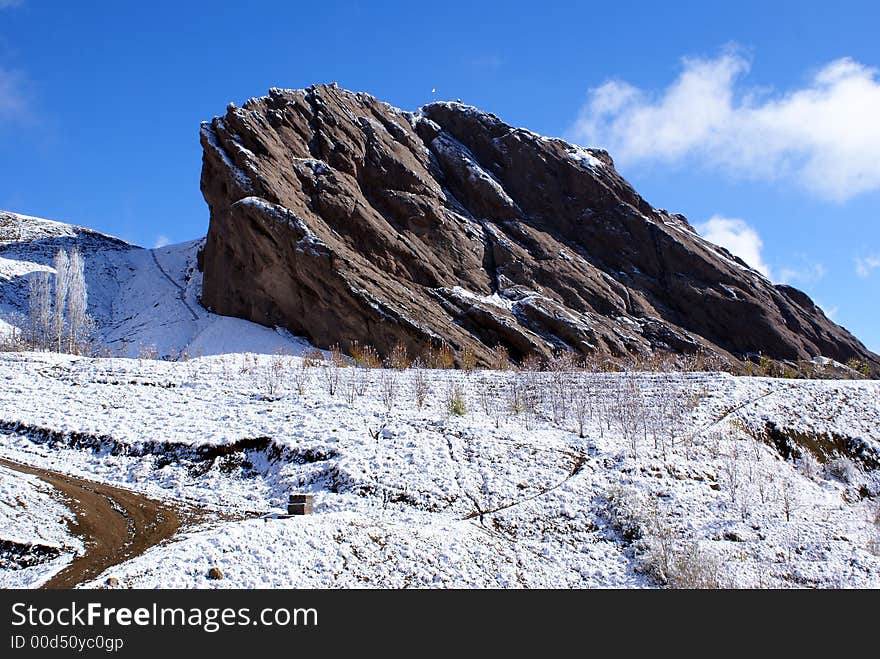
198,84,878,368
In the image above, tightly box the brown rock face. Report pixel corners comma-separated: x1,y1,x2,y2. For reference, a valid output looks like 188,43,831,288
199,84,878,367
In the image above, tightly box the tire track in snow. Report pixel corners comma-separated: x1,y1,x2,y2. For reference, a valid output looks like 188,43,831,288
149,250,200,322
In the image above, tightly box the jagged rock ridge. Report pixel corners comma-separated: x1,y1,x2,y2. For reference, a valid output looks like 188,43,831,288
198,84,878,367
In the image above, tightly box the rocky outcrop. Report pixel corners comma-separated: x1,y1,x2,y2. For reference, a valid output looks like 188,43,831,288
199,84,878,368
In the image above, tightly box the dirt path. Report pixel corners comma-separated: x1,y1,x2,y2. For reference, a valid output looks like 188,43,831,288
0,457,185,589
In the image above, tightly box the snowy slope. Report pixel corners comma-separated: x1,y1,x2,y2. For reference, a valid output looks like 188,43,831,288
0,351,878,588
0,464,82,588
0,210,312,357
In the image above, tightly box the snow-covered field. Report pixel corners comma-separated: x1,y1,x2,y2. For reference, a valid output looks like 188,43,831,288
0,350,878,589
0,464,82,588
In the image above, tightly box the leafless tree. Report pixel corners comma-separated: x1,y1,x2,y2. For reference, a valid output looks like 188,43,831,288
28,271,52,349
67,247,88,353
611,376,646,459
52,249,70,352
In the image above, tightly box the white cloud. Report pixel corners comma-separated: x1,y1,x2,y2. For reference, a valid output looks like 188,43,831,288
0,67,27,121
778,261,826,286
855,255,880,277
571,49,880,201
695,215,771,278
153,235,170,249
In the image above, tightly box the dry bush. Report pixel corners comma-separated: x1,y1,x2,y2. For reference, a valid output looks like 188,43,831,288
520,354,544,372
425,342,455,369
385,342,410,370
572,378,594,439
379,368,398,410
489,344,511,371
350,340,382,368
446,384,467,416
260,355,285,398
302,348,325,367
459,347,477,371
138,344,159,360
321,359,341,396
292,360,311,395
411,358,429,409
604,486,721,588
611,376,647,460
665,543,722,589
329,343,347,368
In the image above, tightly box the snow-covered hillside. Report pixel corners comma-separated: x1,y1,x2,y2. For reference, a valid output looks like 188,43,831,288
0,210,311,357
1,209,879,589
0,351,878,588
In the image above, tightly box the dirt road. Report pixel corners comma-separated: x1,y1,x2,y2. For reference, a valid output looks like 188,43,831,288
0,457,184,589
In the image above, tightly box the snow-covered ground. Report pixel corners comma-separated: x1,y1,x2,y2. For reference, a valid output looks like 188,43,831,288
0,350,878,588
0,210,311,358
0,464,82,588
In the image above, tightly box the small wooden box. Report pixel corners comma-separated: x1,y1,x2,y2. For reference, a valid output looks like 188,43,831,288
288,494,314,515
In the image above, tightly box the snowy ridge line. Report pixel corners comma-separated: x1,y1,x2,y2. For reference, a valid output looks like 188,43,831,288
0,420,336,469
149,250,200,321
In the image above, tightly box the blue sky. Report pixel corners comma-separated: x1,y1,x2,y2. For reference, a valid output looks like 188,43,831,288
1,1,877,351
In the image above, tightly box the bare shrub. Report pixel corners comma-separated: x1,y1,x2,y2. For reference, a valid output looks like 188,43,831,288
385,342,410,370
548,352,578,426
721,441,742,509
572,378,593,439
611,376,646,460
824,457,856,484
292,360,311,395
259,355,285,398
351,365,370,397
780,478,798,522
521,354,544,372
379,369,398,410
446,383,467,416
138,344,159,360
666,543,722,589
321,361,341,396
411,358,429,409
489,344,510,371
350,340,382,368
460,347,477,372
604,486,721,588
425,342,455,369
302,349,325,367
798,451,820,480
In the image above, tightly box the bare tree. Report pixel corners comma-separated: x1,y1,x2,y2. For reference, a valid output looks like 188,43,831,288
28,271,52,349
611,376,646,460
780,478,797,522
52,249,70,352
572,377,593,439
67,247,88,353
